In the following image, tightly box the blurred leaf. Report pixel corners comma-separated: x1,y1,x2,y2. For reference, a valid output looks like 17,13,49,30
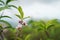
6,0,14,4
0,7,5,11
0,0,17,11
0,20,12,28
28,20,35,25
8,5,17,9
23,16,30,19
0,6,10,11
15,14,21,19
4,28,16,40
39,20,46,29
0,16,11,19
25,34,31,40
47,24,54,30
0,0,5,4
18,6,24,19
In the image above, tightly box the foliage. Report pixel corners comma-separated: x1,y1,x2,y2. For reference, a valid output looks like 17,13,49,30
0,13,12,40
16,6,30,21
0,0,17,11
2,19,60,40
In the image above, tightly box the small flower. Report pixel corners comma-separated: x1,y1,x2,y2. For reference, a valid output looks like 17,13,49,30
19,20,23,24
22,22,25,25
22,22,27,26
16,23,22,30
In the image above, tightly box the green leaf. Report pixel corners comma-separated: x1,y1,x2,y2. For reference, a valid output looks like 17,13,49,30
0,16,11,19
0,6,9,11
8,5,17,9
15,14,21,19
47,24,54,30
0,7,5,11
39,20,46,29
0,20,12,28
6,0,14,5
18,6,24,18
0,0,5,5
0,6,10,11
23,16,30,19
25,34,31,40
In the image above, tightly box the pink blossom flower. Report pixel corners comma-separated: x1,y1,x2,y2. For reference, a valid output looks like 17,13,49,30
16,23,22,30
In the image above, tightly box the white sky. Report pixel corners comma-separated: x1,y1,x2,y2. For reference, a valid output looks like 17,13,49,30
3,0,60,19
12,0,60,19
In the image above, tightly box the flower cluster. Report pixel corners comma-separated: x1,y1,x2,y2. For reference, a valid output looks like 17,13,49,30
16,20,27,30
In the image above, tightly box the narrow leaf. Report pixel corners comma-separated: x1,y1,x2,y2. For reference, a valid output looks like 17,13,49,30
0,1,5,5
15,14,21,19
25,34,31,40
0,7,5,11
47,24,54,30
0,6,10,11
8,5,17,9
6,0,14,4
39,20,46,29
23,16,30,19
0,20,12,28
0,16,11,19
18,6,24,18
